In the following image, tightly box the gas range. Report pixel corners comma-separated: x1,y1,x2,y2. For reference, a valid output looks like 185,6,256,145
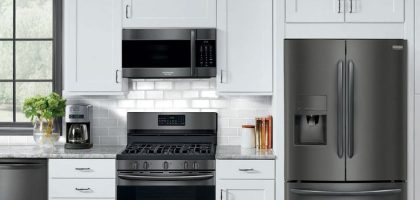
117,112,217,200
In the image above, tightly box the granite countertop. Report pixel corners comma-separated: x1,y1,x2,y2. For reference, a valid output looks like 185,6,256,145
216,145,276,160
0,145,125,159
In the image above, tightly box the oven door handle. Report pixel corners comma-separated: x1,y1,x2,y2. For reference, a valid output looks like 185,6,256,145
118,174,214,181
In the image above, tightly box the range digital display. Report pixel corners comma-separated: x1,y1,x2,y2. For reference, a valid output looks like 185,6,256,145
158,115,185,126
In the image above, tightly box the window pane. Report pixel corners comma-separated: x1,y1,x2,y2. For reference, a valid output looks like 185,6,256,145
0,42,13,79
0,82,13,122
16,0,53,38
16,82,52,122
0,0,13,38
16,41,52,79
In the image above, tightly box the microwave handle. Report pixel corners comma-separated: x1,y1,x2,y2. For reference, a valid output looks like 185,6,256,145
190,30,196,77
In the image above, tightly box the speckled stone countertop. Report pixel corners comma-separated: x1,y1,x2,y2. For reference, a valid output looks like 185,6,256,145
216,145,276,160
0,145,124,159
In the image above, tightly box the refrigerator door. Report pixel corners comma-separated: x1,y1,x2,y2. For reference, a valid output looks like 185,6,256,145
285,40,346,181
287,182,406,200
345,40,407,181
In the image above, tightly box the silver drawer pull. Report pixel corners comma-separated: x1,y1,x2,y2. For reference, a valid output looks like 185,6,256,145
75,188,92,192
238,168,255,172
75,167,92,171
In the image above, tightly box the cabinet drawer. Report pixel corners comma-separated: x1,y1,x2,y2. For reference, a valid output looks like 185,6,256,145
216,160,275,180
49,159,115,179
50,179,115,198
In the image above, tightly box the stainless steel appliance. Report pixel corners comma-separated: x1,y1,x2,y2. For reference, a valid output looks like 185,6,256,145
285,40,407,200
65,104,93,149
0,159,47,200
117,112,217,200
122,29,216,78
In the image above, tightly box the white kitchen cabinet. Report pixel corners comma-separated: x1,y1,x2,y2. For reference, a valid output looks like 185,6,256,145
122,0,216,28
217,0,273,94
216,180,275,200
345,0,404,22
286,0,344,22
63,0,125,95
216,160,275,200
286,0,404,23
49,159,116,200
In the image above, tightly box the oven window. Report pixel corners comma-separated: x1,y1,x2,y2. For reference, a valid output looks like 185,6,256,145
123,40,191,68
118,186,215,200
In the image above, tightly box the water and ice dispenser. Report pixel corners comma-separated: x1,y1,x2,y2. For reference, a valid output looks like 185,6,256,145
294,95,327,145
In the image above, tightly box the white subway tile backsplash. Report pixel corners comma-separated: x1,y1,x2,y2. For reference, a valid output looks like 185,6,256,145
136,82,154,90
155,100,173,108
164,91,182,99
192,100,210,108
201,90,218,98
118,100,136,108
210,100,229,108
146,91,164,99
173,100,189,108
155,82,173,90
92,128,109,136
0,80,270,146
191,80,210,89
127,91,145,99
136,100,154,108
174,81,191,90
183,91,200,99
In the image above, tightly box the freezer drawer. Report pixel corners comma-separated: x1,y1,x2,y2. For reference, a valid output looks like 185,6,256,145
287,182,406,200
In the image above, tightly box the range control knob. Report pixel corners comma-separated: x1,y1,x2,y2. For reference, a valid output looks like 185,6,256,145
143,162,149,170
193,162,199,170
131,161,138,169
184,161,189,169
163,161,169,170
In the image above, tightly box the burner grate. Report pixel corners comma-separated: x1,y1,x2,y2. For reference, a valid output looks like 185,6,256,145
122,143,213,155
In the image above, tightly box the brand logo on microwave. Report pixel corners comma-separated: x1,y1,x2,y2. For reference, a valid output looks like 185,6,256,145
392,45,404,50
162,71,175,76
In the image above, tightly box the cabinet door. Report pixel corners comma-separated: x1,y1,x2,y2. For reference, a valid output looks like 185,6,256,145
345,0,404,22
122,0,216,28
286,0,344,22
217,0,273,94
64,0,122,92
216,180,275,200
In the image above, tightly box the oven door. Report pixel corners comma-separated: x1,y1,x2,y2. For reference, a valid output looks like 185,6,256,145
122,29,193,78
117,171,215,200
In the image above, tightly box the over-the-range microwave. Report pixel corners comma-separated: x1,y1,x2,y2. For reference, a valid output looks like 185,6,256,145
122,29,216,79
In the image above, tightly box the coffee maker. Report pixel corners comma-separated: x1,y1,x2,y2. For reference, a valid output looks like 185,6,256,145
65,104,93,149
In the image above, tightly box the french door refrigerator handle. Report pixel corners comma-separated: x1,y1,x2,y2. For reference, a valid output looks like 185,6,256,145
290,188,401,196
337,60,344,158
348,60,355,158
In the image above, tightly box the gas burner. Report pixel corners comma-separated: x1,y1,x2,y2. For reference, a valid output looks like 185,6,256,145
122,143,213,155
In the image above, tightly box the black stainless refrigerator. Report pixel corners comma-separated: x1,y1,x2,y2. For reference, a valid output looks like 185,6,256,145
285,40,407,200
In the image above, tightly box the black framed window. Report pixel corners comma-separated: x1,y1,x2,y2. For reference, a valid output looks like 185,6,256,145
0,0,62,135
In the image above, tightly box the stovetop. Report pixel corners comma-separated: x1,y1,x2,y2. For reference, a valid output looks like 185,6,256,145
117,143,216,160
122,143,213,155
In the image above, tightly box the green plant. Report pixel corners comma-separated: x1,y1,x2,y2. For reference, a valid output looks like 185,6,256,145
23,92,66,136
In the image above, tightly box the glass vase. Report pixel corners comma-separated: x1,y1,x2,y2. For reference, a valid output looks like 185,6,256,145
33,118,60,148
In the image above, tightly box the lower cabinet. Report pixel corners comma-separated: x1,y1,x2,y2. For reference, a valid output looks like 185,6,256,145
216,180,275,200
216,160,275,200
49,159,116,200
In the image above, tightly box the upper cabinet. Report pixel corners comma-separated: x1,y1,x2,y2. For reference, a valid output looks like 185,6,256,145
63,0,125,95
122,0,217,28
216,0,273,95
286,0,404,23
